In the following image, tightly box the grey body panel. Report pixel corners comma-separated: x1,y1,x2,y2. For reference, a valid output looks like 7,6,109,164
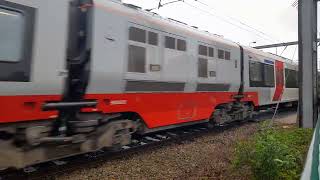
125,81,185,92
0,0,298,108
0,0,69,96
88,0,242,94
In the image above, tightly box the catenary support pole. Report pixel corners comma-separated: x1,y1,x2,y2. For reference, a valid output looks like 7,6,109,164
298,0,318,128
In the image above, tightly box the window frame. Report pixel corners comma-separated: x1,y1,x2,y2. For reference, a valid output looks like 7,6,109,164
127,45,146,73
217,49,232,60
177,39,187,51
218,49,225,59
285,68,299,88
263,63,275,87
199,45,208,56
198,44,215,58
198,58,208,78
249,60,263,82
129,26,146,43
0,2,35,82
249,60,275,87
208,47,214,57
165,36,176,50
148,31,158,46
0,8,24,63
224,51,231,60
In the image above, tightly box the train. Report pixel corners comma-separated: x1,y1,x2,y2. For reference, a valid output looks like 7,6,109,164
0,0,298,169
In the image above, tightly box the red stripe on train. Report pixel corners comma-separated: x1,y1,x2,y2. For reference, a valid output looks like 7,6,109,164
0,95,61,123
273,60,285,101
0,92,259,128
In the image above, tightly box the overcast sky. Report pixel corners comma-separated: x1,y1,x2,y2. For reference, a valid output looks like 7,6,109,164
122,0,300,61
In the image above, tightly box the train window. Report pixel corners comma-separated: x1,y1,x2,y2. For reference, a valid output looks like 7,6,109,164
249,61,263,86
177,39,186,51
148,31,158,46
0,3,35,82
285,69,298,88
225,51,231,60
209,71,216,77
165,36,176,49
0,9,23,62
129,27,146,43
218,49,225,59
128,45,146,73
249,61,275,87
199,45,207,56
198,58,208,78
264,64,275,87
209,47,214,57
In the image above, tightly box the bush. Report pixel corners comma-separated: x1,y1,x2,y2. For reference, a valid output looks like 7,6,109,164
233,123,313,180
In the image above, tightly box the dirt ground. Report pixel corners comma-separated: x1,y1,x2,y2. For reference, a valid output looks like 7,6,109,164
50,112,297,180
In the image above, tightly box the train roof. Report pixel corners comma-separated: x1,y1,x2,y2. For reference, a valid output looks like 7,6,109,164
93,0,297,66
94,0,239,47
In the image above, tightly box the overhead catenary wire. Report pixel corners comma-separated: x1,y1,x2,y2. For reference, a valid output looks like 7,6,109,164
192,0,303,60
182,0,277,43
292,45,297,60
280,46,288,56
192,0,280,43
146,0,278,43
146,0,184,11
160,0,184,8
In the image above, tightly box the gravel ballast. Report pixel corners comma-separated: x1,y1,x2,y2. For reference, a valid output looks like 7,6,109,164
51,123,259,180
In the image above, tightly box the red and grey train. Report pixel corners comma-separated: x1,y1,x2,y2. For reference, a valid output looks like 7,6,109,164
0,0,298,169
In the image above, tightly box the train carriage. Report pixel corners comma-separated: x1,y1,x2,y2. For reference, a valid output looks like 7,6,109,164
243,47,298,106
0,0,298,169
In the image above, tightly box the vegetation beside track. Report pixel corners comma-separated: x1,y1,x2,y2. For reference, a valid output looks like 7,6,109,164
233,122,313,180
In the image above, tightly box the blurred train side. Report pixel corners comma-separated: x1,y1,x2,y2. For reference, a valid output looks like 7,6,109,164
87,0,298,120
0,0,298,169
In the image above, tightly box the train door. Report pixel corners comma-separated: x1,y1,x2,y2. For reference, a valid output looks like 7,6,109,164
273,60,285,101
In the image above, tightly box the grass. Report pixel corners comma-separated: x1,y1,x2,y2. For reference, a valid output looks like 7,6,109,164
233,122,313,180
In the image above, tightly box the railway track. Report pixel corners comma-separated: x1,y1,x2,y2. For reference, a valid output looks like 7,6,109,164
0,108,296,180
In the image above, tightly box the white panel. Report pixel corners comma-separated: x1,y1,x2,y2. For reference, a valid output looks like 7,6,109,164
0,0,69,95
162,49,189,82
87,7,127,94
